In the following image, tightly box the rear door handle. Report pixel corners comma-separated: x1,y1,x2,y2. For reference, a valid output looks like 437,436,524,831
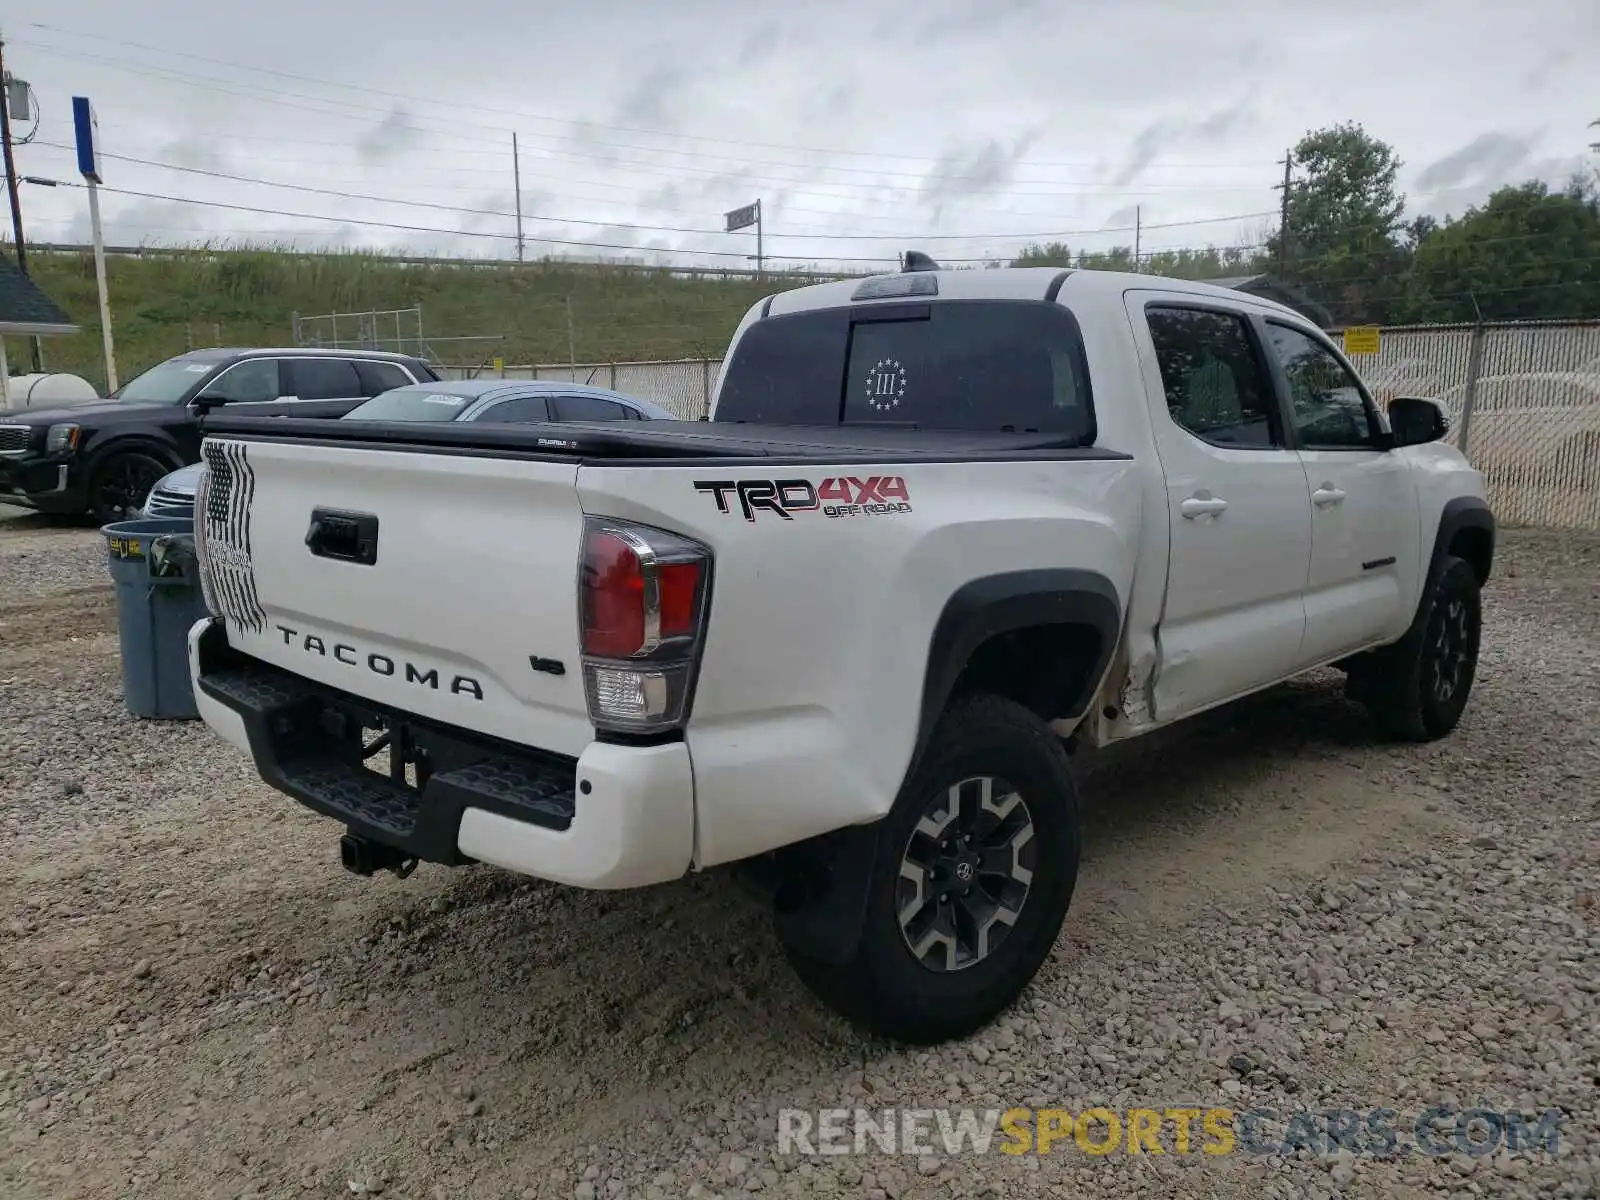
1179,495,1230,519
1312,485,1347,507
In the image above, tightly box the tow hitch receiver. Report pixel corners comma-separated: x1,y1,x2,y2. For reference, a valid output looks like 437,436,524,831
339,832,418,879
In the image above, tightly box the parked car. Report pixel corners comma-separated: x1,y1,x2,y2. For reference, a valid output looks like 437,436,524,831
186,261,1493,1045
140,380,675,520
0,347,439,524
339,378,680,425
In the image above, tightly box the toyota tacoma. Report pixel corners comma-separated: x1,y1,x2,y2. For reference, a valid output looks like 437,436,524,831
184,262,1494,1044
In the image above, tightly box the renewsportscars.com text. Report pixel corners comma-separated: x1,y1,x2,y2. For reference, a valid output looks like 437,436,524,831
776,1106,1563,1159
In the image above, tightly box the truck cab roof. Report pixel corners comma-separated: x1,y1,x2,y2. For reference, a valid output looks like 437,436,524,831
761,265,1309,323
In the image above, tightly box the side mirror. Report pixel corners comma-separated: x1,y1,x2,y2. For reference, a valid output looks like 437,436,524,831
191,392,226,414
1387,396,1450,447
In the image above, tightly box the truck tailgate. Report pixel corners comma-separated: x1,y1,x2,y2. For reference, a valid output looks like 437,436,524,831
197,436,595,757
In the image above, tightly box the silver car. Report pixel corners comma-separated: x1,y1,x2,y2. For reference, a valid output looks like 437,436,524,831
141,380,679,520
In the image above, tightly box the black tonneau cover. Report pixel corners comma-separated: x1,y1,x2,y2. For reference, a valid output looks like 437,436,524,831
199,414,1131,466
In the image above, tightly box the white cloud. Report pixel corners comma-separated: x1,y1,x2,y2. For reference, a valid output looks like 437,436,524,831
9,0,1597,267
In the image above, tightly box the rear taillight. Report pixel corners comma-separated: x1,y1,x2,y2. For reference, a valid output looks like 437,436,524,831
579,518,712,734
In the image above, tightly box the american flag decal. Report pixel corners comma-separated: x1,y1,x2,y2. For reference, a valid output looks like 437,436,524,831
196,440,268,634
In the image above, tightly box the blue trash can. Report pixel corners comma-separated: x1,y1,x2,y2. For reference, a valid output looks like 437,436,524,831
102,517,210,720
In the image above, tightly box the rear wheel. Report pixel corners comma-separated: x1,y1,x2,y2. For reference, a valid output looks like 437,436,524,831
89,451,170,525
780,693,1080,1044
1362,554,1482,741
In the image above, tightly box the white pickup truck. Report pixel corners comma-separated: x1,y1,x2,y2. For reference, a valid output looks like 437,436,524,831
186,263,1494,1045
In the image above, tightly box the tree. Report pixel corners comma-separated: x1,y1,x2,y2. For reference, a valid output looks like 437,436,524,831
1009,241,1265,278
1403,214,1438,249
1268,122,1409,324
1398,178,1600,322
1011,241,1073,267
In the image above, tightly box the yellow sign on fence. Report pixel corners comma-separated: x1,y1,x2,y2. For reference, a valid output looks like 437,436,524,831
1342,326,1381,356
492,356,505,374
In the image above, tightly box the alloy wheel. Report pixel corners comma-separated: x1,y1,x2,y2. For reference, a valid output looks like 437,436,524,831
1431,596,1473,702
97,458,166,522
896,775,1037,973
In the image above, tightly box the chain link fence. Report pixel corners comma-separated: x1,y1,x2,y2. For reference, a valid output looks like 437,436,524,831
1344,319,1600,530
443,320,1600,530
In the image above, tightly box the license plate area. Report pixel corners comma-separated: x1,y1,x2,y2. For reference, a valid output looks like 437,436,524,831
353,716,428,792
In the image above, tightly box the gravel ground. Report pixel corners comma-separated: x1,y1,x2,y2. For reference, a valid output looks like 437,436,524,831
2,501,1597,1200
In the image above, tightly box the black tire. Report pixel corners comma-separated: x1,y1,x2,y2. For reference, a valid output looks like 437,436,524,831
780,693,1080,1045
1363,554,1482,741
89,451,171,525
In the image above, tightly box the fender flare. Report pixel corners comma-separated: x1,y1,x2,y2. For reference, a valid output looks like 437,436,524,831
83,434,187,477
1393,496,1494,648
1429,496,1495,581
914,568,1123,761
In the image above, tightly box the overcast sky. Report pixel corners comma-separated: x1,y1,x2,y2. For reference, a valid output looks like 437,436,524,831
6,0,1598,270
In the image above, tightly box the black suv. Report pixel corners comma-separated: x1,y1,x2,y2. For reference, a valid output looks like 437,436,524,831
0,347,439,523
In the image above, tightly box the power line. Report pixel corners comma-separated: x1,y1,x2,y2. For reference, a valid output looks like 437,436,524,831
29,180,974,263
25,181,1277,267
28,140,1279,244
21,131,1269,236
28,158,1591,271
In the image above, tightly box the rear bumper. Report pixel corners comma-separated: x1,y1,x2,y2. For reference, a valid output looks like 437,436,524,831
187,617,694,889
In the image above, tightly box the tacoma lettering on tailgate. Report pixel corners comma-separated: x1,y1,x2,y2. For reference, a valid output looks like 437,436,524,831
275,625,484,700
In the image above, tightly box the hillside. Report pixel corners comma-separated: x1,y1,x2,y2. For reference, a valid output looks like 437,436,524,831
9,248,827,391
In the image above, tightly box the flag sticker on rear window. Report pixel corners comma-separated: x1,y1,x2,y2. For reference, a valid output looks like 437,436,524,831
865,357,907,412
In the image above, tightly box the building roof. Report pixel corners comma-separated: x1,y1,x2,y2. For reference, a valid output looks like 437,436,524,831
0,254,77,335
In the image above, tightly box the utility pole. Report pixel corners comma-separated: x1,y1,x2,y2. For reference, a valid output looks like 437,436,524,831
1274,149,1293,281
511,132,525,263
755,198,763,281
0,30,42,372
565,294,577,380
1133,205,1141,273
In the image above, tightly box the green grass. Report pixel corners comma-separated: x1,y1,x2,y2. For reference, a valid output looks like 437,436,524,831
9,244,833,392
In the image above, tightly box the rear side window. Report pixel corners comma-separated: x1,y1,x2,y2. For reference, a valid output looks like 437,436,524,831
355,360,416,396
552,394,633,422
1145,307,1281,449
285,358,363,401
716,301,1094,440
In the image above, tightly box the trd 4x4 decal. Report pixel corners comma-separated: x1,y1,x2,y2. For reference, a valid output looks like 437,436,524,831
694,476,912,522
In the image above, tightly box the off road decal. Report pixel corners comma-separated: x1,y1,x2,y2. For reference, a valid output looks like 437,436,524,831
693,477,912,522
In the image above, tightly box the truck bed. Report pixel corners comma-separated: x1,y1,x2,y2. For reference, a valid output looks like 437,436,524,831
198,413,1127,465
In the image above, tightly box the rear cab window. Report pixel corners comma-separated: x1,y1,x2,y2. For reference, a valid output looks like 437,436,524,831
343,386,473,422
715,300,1095,441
